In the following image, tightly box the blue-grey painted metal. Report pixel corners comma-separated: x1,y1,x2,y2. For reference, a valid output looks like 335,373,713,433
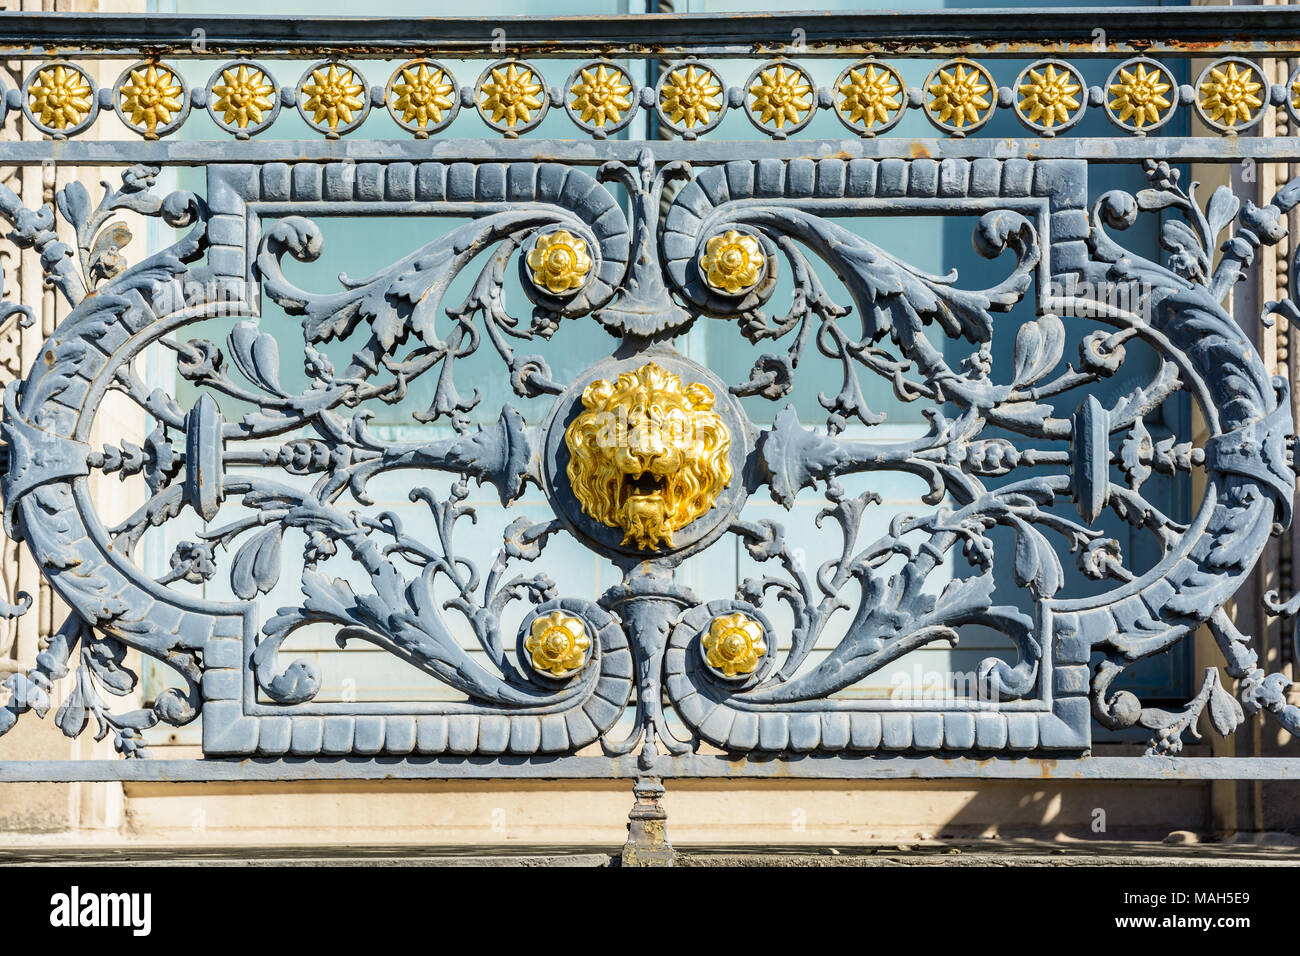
1,8,1300,58
0,13,1297,800
0,47,1294,146
0,138,1296,166
3,755,1300,782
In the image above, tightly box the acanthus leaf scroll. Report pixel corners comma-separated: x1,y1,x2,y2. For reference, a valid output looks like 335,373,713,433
0,153,1294,763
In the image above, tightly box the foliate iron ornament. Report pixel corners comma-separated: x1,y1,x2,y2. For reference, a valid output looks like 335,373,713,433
703,612,767,678
564,362,732,551
0,128,1297,772
525,611,592,678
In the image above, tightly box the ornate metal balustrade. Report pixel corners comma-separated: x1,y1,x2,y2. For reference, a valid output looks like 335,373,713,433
1,7,1300,860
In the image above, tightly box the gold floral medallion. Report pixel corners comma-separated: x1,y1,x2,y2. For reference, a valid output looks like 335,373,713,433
527,230,592,295
837,62,904,131
1198,60,1265,129
119,63,185,136
525,611,591,677
926,61,994,130
569,63,634,129
390,62,456,131
660,63,723,130
1016,62,1083,130
301,63,366,131
479,61,545,130
212,64,276,131
700,230,763,294
28,64,94,132
1107,61,1175,130
703,613,767,677
748,63,813,131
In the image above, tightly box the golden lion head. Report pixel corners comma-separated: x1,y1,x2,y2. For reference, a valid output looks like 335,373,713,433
565,362,732,550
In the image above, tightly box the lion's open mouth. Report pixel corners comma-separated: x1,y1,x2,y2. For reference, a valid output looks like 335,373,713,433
625,471,665,498
617,471,673,549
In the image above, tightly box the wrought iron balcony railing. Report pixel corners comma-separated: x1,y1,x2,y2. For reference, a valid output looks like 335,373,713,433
0,7,1298,859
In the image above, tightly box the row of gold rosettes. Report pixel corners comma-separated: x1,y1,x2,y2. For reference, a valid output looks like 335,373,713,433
15,55,1295,140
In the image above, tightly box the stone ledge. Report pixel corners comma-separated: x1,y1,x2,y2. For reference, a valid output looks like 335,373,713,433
1,839,1298,867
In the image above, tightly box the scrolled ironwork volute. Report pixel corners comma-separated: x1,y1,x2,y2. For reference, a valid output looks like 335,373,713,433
2,12,1300,779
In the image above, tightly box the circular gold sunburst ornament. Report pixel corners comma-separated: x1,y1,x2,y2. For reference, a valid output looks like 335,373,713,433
745,61,815,134
1286,65,1300,128
657,62,725,134
1014,60,1085,133
700,230,764,295
208,61,278,136
833,61,905,135
24,63,96,136
1104,58,1176,132
525,611,591,678
1196,58,1265,132
925,60,995,133
298,61,368,135
703,612,767,678
566,61,635,133
115,62,188,138
527,230,592,296
477,60,547,134
387,60,458,135
114,64,184,137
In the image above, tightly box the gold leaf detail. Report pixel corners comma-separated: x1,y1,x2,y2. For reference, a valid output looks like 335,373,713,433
29,65,93,131
569,64,633,128
703,612,766,677
302,64,366,130
526,230,591,295
1017,63,1082,128
119,63,185,135
479,62,544,129
565,363,732,550
700,230,763,294
391,63,455,129
525,611,591,677
838,63,902,129
1199,61,1264,128
749,64,812,129
1108,63,1173,129
213,64,275,130
660,64,723,129
927,62,993,129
